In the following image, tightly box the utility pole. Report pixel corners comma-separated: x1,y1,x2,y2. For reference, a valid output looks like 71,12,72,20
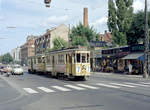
143,0,149,78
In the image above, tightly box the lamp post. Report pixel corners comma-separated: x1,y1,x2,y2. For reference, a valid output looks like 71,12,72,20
143,0,149,78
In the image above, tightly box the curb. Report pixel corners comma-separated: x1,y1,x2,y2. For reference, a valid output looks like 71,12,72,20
93,72,146,79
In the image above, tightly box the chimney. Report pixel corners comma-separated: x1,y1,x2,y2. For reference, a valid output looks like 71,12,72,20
83,8,88,27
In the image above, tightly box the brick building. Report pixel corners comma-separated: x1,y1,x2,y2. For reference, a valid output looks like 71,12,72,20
99,31,112,44
35,24,69,55
20,35,36,65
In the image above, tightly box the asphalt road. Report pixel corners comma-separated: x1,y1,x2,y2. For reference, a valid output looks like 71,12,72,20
0,71,150,110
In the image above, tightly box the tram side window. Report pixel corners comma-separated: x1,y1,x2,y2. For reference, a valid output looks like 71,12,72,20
82,53,86,63
87,53,89,63
38,57,42,63
34,58,36,64
46,56,50,64
77,53,80,63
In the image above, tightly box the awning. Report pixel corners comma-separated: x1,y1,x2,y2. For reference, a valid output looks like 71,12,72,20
122,53,144,61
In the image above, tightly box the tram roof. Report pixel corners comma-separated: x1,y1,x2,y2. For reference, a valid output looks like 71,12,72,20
45,46,89,54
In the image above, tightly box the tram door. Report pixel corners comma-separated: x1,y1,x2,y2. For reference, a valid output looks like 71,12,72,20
66,53,72,75
52,56,55,75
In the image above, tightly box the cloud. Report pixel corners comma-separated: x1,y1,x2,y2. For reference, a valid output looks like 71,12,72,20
133,0,145,13
90,16,108,26
47,15,69,23
41,15,69,27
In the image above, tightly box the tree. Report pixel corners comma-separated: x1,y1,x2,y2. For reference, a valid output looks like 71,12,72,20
1,53,13,64
127,11,150,45
70,22,99,47
53,37,68,50
107,0,133,46
0,55,2,63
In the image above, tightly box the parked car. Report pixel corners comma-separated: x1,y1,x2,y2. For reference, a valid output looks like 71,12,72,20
0,66,4,74
0,65,8,74
12,65,24,75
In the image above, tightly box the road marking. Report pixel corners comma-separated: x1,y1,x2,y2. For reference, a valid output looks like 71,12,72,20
124,82,150,87
110,83,136,88
23,88,38,94
64,85,86,90
37,87,55,93
77,84,99,89
51,86,71,91
96,83,120,89
140,82,150,85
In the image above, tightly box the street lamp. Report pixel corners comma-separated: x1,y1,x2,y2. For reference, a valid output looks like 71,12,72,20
143,0,149,78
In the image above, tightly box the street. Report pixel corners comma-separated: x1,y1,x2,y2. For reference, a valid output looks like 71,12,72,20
0,70,150,110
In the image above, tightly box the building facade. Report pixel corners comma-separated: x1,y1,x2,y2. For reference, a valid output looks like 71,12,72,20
35,24,69,55
11,47,21,63
20,35,36,65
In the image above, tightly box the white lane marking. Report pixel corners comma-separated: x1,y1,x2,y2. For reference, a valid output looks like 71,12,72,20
51,86,71,91
96,83,120,89
140,82,150,85
37,87,55,93
64,85,86,90
124,82,150,87
77,84,99,89
23,88,38,94
110,83,136,88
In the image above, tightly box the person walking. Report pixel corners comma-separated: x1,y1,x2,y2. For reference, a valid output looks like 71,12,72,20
128,63,133,75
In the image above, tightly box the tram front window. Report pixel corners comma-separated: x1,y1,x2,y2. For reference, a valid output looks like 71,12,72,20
77,53,80,63
87,53,89,63
82,53,86,63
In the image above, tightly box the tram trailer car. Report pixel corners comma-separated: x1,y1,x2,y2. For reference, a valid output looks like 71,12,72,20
28,54,46,74
28,48,91,80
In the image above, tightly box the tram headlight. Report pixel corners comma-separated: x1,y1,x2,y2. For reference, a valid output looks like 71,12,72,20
76,66,81,73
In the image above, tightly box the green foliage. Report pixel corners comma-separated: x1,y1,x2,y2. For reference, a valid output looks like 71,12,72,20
70,22,99,47
107,0,133,46
127,11,150,45
71,36,89,47
1,53,13,64
0,56,2,63
53,37,68,50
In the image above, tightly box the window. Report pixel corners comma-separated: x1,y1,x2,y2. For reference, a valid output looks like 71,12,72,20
46,55,50,64
87,53,89,63
82,53,86,63
34,58,36,64
38,57,42,63
77,53,80,63
58,54,64,64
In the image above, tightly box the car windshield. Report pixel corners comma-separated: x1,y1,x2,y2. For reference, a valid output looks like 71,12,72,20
13,66,21,68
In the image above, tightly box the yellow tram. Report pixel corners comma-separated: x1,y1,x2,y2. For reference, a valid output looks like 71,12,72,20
28,47,90,80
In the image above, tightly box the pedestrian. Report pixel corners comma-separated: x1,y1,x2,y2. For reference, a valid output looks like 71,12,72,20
128,63,132,75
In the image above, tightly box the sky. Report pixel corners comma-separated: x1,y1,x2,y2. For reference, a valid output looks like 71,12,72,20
0,0,150,55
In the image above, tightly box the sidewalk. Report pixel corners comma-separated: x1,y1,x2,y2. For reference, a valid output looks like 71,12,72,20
93,71,149,79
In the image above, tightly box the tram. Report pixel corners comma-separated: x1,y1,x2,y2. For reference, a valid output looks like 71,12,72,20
28,47,91,80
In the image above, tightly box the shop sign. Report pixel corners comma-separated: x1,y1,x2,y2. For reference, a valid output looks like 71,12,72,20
131,44,150,52
116,52,129,57
131,44,144,52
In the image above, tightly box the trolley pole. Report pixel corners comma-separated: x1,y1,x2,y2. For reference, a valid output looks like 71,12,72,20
143,0,149,78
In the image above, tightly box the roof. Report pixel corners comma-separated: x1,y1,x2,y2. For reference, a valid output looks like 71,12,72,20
122,53,144,60
99,31,112,43
45,46,89,54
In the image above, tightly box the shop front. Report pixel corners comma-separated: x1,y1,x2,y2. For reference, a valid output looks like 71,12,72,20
122,53,144,75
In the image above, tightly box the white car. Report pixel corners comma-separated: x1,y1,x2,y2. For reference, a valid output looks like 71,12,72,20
12,65,24,75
